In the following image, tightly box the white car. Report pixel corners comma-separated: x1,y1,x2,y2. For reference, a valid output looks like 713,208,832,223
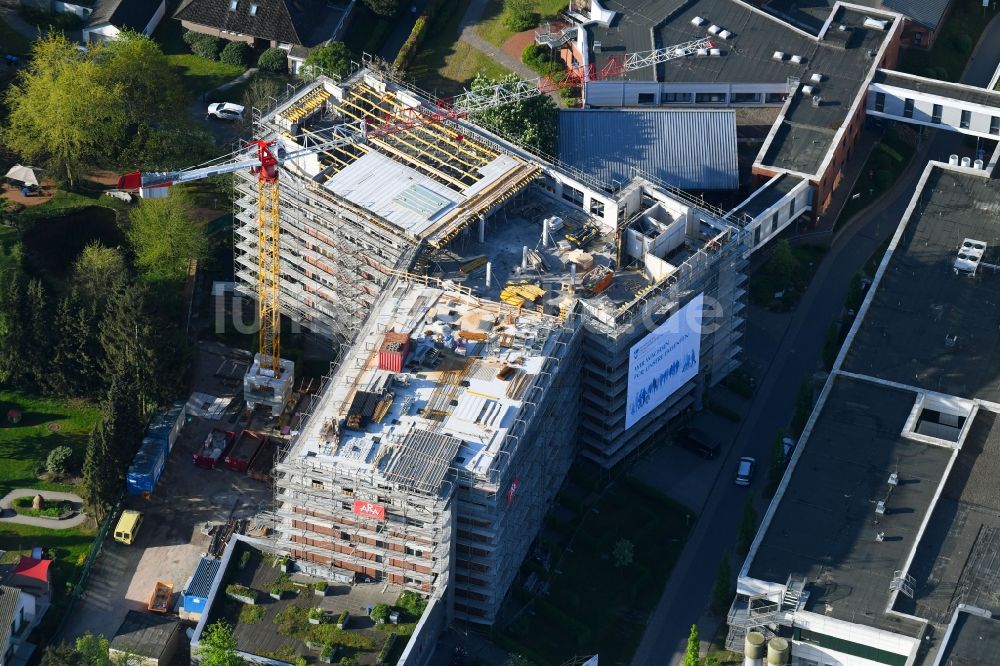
207,102,245,121
735,456,756,486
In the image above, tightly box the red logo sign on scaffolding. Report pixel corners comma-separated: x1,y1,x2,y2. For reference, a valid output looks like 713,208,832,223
506,476,520,505
352,500,385,520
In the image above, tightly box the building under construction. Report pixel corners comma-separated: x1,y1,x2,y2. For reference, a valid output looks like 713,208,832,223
236,68,750,623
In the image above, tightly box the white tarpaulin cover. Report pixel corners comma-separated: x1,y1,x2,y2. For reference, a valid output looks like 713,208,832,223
4,165,38,187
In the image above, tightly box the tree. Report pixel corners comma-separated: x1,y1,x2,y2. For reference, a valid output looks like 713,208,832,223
196,621,242,666
302,42,352,80
3,34,124,188
73,243,127,304
94,31,186,127
766,239,799,288
0,265,28,384
396,590,427,618
470,73,558,155
48,289,101,398
26,278,50,383
737,498,758,556
791,377,814,435
257,47,288,73
128,187,207,288
220,41,250,66
99,282,158,400
363,0,399,16
243,75,283,114
40,644,86,666
74,634,112,666
46,446,74,479
81,423,117,521
503,0,536,31
684,624,699,666
612,538,634,567
710,554,731,616
765,431,786,499
705,656,721,666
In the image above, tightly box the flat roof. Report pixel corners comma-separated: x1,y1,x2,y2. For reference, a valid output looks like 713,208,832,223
841,168,1000,405
110,610,181,659
873,69,1000,108
586,0,897,175
748,375,950,635
557,109,739,190
732,173,805,219
895,410,1000,626
934,609,1000,666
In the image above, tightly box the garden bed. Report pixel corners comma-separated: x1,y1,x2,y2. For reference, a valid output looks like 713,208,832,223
11,496,74,519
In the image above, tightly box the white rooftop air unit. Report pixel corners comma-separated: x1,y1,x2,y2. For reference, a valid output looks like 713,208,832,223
801,84,815,95
810,72,823,82
876,500,886,515
790,54,804,64
954,238,987,275
812,95,822,107
709,48,722,56
888,473,899,486
708,24,721,34
697,48,709,56
864,16,889,30
691,16,707,26
773,51,786,61
719,29,733,39
838,24,849,31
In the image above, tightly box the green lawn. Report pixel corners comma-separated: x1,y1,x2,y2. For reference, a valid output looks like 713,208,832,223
0,390,100,499
837,124,917,228
748,243,827,311
502,480,692,665
409,0,513,95
167,54,245,97
898,0,999,81
476,0,573,47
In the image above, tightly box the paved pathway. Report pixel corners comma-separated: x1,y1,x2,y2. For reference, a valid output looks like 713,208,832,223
457,0,538,81
0,488,87,528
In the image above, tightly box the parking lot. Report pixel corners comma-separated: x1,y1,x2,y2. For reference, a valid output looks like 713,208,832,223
62,343,275,642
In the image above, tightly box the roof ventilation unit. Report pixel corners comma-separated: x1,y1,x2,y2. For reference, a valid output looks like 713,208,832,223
876,531,885,542
790,54,804,64
864,16,889,30
838,24,849,31
594,41,603,52
954,238,987,275
801,85,815,95
708,24,721,34
961,156,972,167
709,48,722,56
888,472,898,486
975,159,985,169
949,154,959,165
719,29,733,39
810,72,823,83
875,500,886,515
691,16,707,26
811,95,822,107
773,51,786,61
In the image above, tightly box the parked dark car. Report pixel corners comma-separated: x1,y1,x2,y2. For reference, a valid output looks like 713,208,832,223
676,427,721,459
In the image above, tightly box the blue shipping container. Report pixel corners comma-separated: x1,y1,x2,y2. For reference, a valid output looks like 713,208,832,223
146,401,185,452
126,436,168,495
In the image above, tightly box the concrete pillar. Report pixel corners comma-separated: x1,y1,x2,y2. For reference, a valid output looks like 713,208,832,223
486,262,492,289
478,216,485,243
744,631,765,666
767,637,789,666
542,217,549,247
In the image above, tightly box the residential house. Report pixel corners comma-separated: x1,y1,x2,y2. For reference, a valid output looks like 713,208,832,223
173,0,354,73
82,0,168,43
0,586,35,666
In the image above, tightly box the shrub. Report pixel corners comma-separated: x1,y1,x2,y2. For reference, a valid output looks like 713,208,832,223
239,603,264,623
336,610,349,628
295,658,308,666
225,583,256,602
308,607,326,623
376,634,397,665
258,47,288,73
370,603,390,624
46,445,74,479
396,590,427,619
11,496,72,518
185,32,222,60
220,41,250,67
339,657,358,666
503,0,536,31
954,33,973,53
313,581,328,591
239,551,251,569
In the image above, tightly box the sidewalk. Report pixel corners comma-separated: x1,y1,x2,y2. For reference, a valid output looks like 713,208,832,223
457,0,538,81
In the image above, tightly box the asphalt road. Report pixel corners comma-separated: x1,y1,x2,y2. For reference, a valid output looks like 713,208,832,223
631,19,1000,665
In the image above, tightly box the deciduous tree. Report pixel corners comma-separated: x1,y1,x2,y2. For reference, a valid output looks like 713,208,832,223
470,73,558,155
196,621,242,666
710,554,731,616
128,187,207,288
302,41,352,80
363,0,399,17
72,243,127,304
94,31,186,127
3,34,123,188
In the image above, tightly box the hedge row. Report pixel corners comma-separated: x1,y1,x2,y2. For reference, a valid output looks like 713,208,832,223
392,0,444,70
